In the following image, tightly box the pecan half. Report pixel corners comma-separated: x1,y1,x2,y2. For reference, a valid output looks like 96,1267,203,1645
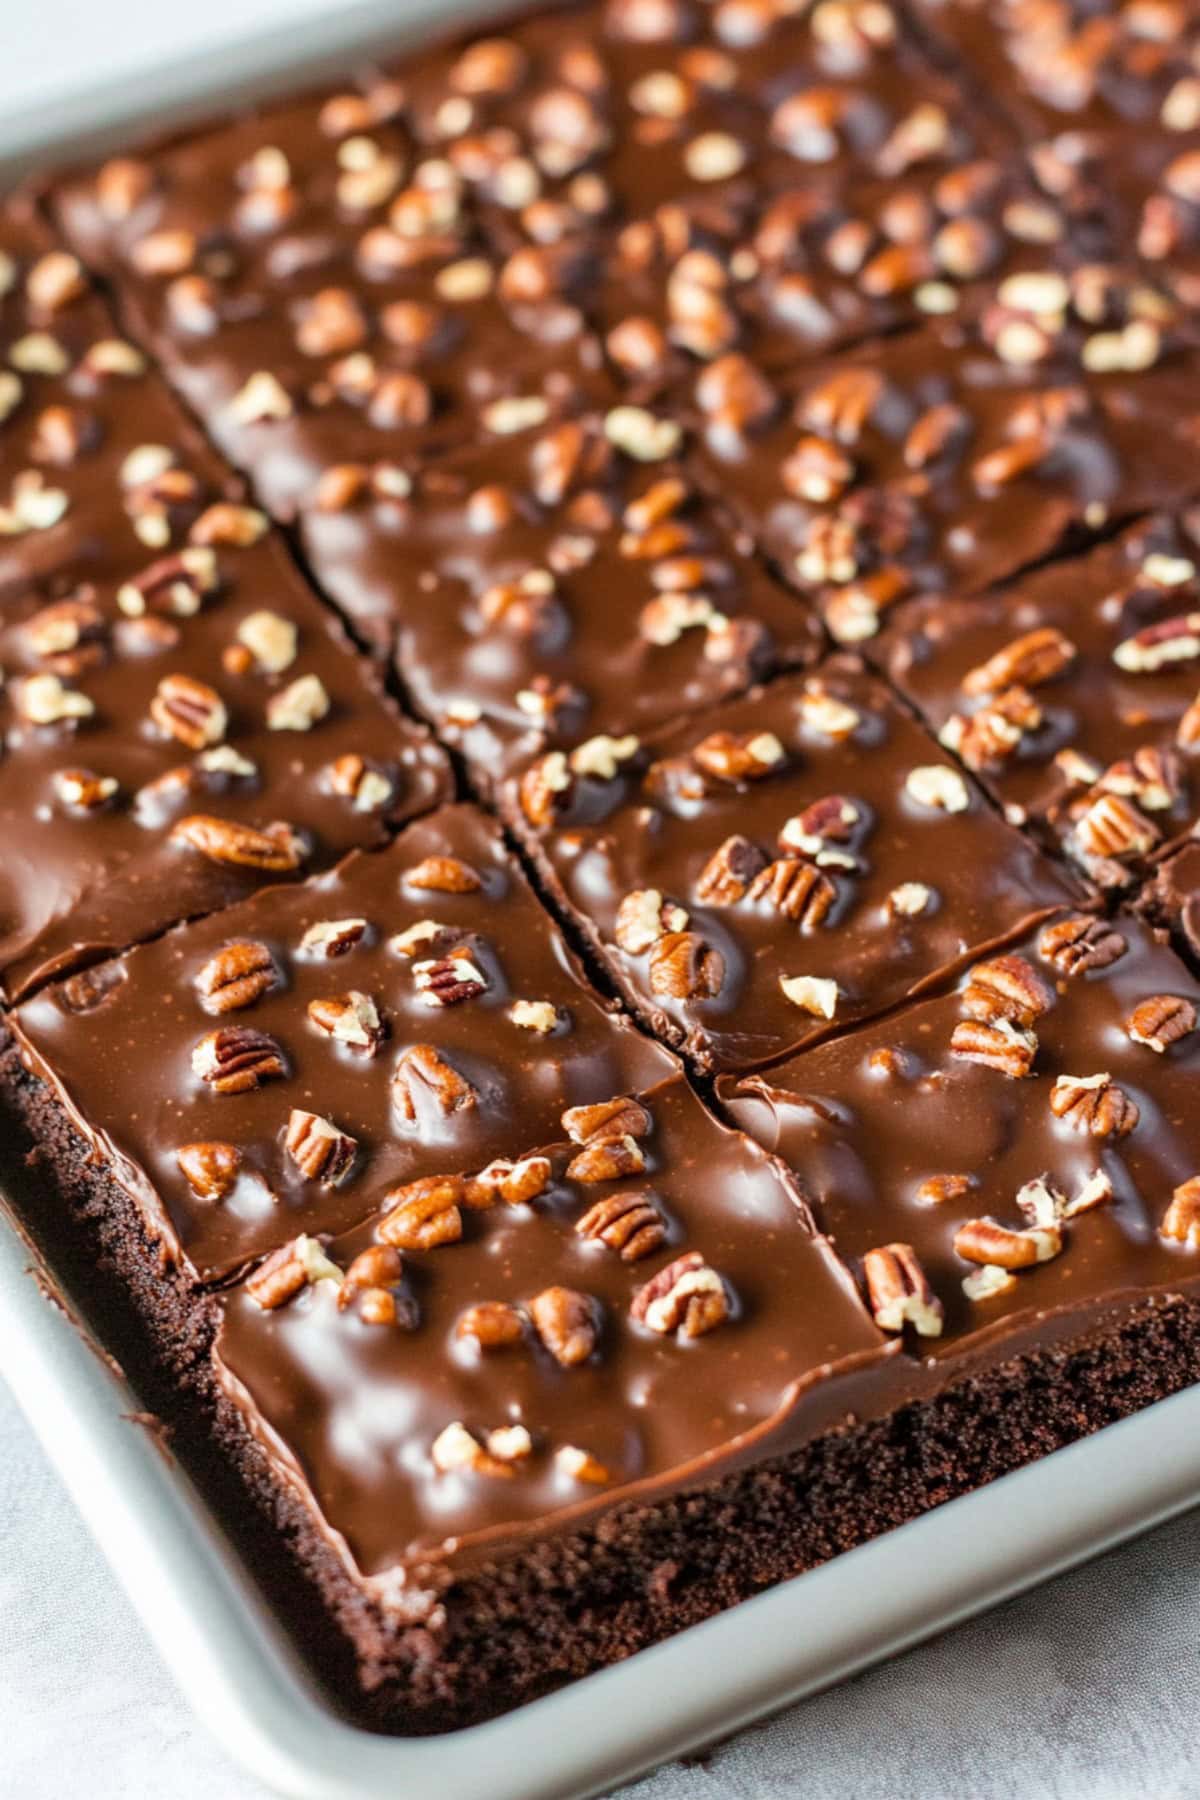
391,1045,477,1121
194,939,279,1014
404,854,482,893
378,1174,465,1250
694,834,768,904
464,1155,552,1208
285,1109,357,1185
562,1096,652,1145
176,1140,242,1200
576,1189,667,1261
1161,1176,1200,1246
861,1243,944,1336
1126,994,1197,1052
337,1245,408,1326
171,814,305,872
246,1234,341,1310
567,1134,647,1183
528,1285,601,1366
1049,1073,1139,1137
746,857,836,926
191,1025,285,1093
1071,792,1159,862
961,954,1052,1029
961,626,1076,695
950,1016,1038,1077
691,729,785,782
647,930,724,999
1038,914,1126,974
150,673,228,749
307,990,384,1053
456,1300,525,1348
631,1251,729,1338
953,1217,1062,1269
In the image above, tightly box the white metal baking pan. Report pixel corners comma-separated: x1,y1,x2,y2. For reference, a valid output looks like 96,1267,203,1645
5,6,1200,1793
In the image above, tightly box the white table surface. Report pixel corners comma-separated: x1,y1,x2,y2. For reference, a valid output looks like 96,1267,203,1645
3,5,1200,1795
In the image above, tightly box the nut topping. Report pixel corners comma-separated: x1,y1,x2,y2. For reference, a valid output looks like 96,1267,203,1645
307,990,384,1053
905,764,970,813
961,627,1077,695
747,858,836,926
246,1235,342,1310
556,1445,610,1484
861,1243,943,1337
576,1190,667,1262
299,917,368,958
1161,1177,1200,1246
338,1245,409,1326
615,888,688,953
961,954,1051,1029
456,1300,525,1348
631,1251,729,1338
431,1421,516,1479
528,1285,601,1365
647,930,724,999
285,1109,357,1185
404,854,482,893
1126,994,1197,1053
1049,1073,1139,1138
150,673,228,749
694,834,768,904
176,1140,242,1200
171,815,305,872
378,1174,464,1250
950,1016,1038,1078
779,974,839,1018
413,946,488,1006
1038,915,1126,974
191,1025,286,1094
391,1044,477,1121
953,1217,1062,1269
691,729,785,782
562,1096,651,1145
267,673,330,732
195,940,279,1014
566,1134,647,1183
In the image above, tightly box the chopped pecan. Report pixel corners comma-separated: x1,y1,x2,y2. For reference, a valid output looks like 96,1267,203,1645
1071,792,1158,861
171,814,305,872
614,888,687,953
509,999,562,1033
337,1245,408,1326
915,1173,974,1206
781,794,861,852
1015,1174,1067,1228
413,946,488,1006
464,1155,552,1208
861,1243,944,1337
404,854,482,893
24,595,106,667
691,729,785,782
576,1189,667,1261
562,1096,652,1145
631,1251,729,1338
299,916,368,958
518,750,573,826
953,1217,1062,1269
267,673,330,732
150,673,227,749
746,857,836,926
1161,1176,1200,1246
176,1140,242,1200
950,1016,1038,1077
456,1300,525,1348
647,930,724,999
940,689,1042,770
430,1421,515,1479
191,1025,285,1094
905,763,970,812
1038,915,1126,974
1127,994,1196,1052
285,1109,357,1185
247,1234,341,1310
391,1045,477,1122
378,1174,465,1250
307,989,384,1053
528,1285,601,1366
56,768,118,810
779,974,839,1018
555,1445,610,1484
195,939,279,1014
567,1134,647,1183
695,834,768,904
962,954,1052,1029
961,626,1077,696
1113,612,1200,673
1049,1073,1139,1138
1092,746,1180,814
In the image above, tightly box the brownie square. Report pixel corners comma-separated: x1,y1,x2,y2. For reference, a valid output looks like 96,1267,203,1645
876,512,1200,891
506,657,1081,1072
722,910,1200,1352
11,803,676,1281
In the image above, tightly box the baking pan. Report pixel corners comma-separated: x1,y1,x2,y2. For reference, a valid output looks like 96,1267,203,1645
6,5,1200,1795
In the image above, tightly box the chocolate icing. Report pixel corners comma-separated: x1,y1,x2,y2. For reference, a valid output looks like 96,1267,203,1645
13,805,675,1279
507,659,1081,1071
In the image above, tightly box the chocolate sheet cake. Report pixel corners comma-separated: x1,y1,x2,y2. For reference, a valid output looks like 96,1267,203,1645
5,0,1200,1736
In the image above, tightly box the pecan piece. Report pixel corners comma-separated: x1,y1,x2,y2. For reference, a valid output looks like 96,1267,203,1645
285,1110,357,1185
577,1190,667,1262
631,1251,729,1338
325,752,393,812
171,814,304,872
556,1445,610,1484
247,1234,341,1310
391,1045,477,1122
378,1174,465,1250
518,750,573,826
176,1140,242,1200
299,916,369,958
746,857,836,926
338,1245,409,1326
953,1217,1062,1269
1114,613,1200,673
1049,1073,1139,1138
1071,792,1158,862
456,1300,525,1348
307,989,384,1053
562,1096,652,1145
431,1421,515,1479
191,1025,285,1093
413,946,488,1006
1161,1177,1200,1246
861,1243,944,1337
962,954,1052,1029
404,854,482,893
950,1016,1038,1077
614,888,687,953
691,729,785,782
1127,994,1197,1052
647,930,724,999
194,939,279,1014
464,1155,552,1209
1038,915,1126,974
567,1134,647,1183
694,834,768,904
528,1285,601,1366
961,626,1076,696
150,673,228,749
